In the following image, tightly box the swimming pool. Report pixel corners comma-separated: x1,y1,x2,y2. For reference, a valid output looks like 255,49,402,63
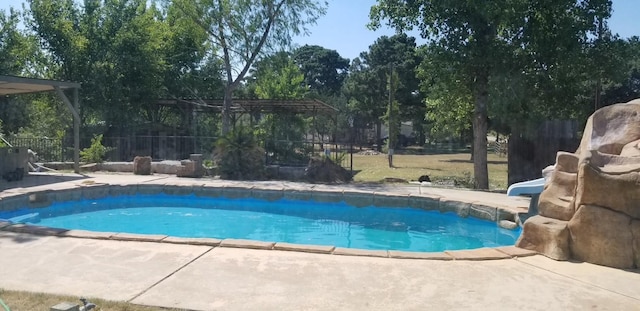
0,192,521,252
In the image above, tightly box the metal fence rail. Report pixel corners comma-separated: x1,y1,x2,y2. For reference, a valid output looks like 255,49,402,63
5,137,65,162
102,136,218,162
4,135,353,171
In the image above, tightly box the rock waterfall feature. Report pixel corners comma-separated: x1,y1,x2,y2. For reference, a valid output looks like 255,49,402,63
516,98,640,269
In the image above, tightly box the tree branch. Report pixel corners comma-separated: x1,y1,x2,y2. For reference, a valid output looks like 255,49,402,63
230,0,287,89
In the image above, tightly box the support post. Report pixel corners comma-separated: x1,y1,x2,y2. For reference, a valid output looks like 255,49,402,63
55,86,80,173
73,88,80,173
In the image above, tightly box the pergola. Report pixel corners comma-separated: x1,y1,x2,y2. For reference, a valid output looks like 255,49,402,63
156,98,340,165
0,75,81,173
155,98,338,115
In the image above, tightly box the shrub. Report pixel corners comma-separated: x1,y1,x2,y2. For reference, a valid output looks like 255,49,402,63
80,134,111,163
214,127,265,180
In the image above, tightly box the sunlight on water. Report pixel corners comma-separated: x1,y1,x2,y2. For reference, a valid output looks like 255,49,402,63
1,194,521,252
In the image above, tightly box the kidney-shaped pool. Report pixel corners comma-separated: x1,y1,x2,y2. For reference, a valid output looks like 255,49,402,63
0,193,521,252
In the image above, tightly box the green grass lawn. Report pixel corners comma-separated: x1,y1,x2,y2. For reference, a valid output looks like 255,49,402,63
349,152,508,190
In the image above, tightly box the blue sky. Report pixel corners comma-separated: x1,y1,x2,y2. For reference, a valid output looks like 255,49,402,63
294,0,640,61
1,0,638,61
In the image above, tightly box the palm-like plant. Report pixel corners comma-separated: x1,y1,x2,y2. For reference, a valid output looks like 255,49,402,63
214,127,265,180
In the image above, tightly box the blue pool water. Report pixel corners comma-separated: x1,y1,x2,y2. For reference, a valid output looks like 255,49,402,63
0,194,521,252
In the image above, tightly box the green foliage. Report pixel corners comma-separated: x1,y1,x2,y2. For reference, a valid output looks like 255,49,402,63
171,0,328,134
254,58,308,100
80,134,110,163
0,8,41,76
254,114,310,165
214,127,265,180
370,0,614,189
293,45,350,96
250,53,310,165
27,0,215,132
343,34,424,149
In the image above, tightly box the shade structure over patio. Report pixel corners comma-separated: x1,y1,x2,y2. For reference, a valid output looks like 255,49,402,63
0,75,81,173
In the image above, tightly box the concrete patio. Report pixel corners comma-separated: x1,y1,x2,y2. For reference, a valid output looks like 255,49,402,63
0,173,639,310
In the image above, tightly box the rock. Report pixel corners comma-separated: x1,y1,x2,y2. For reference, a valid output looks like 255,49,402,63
519,98,640,269
537,170,576,221
176,160,195,177
620,139,640,157
498,219,518,230
575,99,640,156
516,215,570,260
632,220,640,268
575,162,640,219
568,204,635,269
190,154,204,177
176,154,204,178
133,156,152,175
555,151,579,173
80,163,99,172
152,160,180,174
305,157,352,183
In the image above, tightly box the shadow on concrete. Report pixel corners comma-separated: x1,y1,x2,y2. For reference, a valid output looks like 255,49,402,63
0,231,42,244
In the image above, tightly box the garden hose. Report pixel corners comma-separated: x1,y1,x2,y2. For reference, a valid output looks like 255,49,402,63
0,297,9,311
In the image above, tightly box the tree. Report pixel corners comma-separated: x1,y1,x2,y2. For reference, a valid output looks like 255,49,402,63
0,8,40,76
370,0,612,189
292,45,349,144
252,53,310,165
27,0,215,137
171,0,327,135
0,8,41,134
343,57,387,150
293,44,349,96
361,34,423,132
345,34,423,151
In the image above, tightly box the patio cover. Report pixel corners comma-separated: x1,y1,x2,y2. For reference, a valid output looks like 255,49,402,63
0,75,81,173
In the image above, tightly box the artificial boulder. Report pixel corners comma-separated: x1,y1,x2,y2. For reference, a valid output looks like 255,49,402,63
516,215,570,260
133,156,152,175
177,154,204,178
568,204,635,269
517,98,640,269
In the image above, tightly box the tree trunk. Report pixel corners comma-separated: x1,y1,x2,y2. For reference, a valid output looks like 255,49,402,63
375,120,382,152
472,73,490,190
221,86,233,135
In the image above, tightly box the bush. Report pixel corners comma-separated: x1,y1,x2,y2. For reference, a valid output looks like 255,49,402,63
214,127,265,180
80,134,111,163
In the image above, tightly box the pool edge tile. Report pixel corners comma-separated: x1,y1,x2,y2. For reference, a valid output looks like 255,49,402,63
60,229,115,240
273,242,335,254
388,251,453,260
220,239,275,250
445,248,512,260
332,248,389,258
111,232,168,242
162,236,222,246
494,246,538,258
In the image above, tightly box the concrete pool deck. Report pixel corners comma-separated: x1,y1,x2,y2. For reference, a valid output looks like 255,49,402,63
1,173,639,310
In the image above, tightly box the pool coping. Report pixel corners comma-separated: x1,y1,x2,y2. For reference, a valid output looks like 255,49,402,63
0,175,537,261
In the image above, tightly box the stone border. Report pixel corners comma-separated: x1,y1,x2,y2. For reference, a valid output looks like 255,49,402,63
0,223,537,260
0,184,522,225
0,184,534,261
